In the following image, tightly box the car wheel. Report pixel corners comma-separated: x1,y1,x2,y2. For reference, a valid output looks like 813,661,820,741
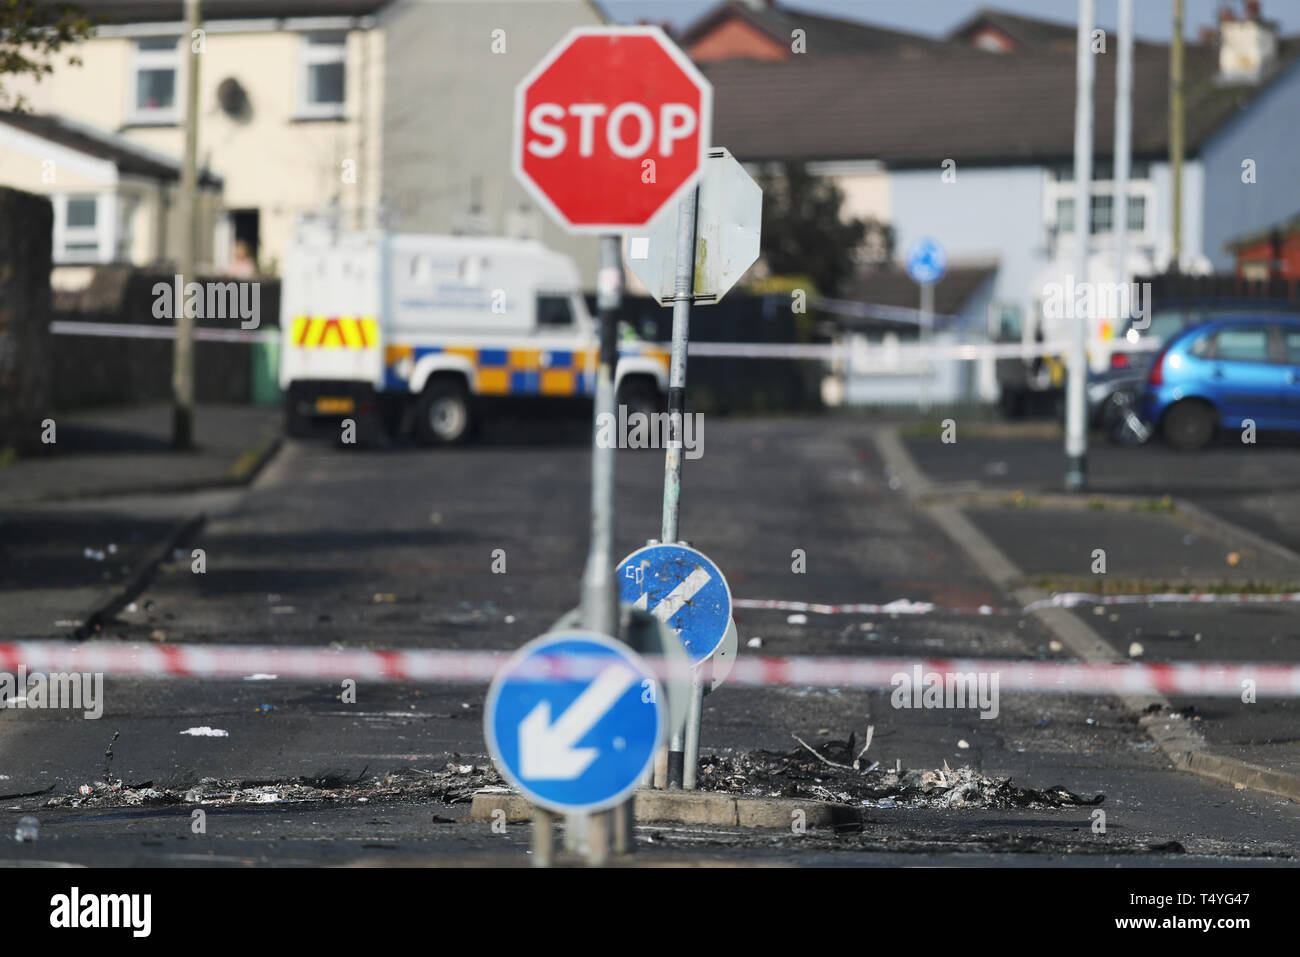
414,378,472,446
998,387,1026,419
1162,400,1216,451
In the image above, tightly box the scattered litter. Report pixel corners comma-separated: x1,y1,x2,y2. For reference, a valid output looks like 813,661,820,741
180,727,229,737
53,766,505,811
1226,552,1241,566
53,619,79,628
696,746,1104,810
83,547,106,561
787,613,807,625
978,605,993,615
372,593,397,603
256,703,274,712
1048,640,1064,652
125,602,137,613
746,636,762,649
13,816,38,842
77,784,92,795
1128,642,1145,658
891,599,935,615
957,739,970,749
504,615,516,624
243,674,277,681
107,543,118,554
1093,606,1105,615
149,629,167,642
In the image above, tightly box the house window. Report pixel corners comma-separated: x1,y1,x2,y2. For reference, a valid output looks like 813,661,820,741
299,33,346,119
54,193,108,264
1047,164,1153,243
131,37,179,123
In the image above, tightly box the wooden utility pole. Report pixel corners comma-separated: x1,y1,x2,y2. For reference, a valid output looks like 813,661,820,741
172,0,202,448
1169,0,1185,273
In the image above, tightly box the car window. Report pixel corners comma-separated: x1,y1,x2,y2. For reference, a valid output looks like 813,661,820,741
536,294,573,327
1213,326,1270,362
1188,330,1214,357
1283,328,1300,365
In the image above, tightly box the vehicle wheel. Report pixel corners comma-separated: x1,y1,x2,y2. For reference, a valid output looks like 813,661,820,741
998,387,1026,419
1162,400,1216,451
617,376,662,417
414,378,472,446
285,394,312,438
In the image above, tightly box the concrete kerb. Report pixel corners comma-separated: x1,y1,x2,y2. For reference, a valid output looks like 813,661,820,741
874,424,1300,803
469,788,862,830
76,512,207,640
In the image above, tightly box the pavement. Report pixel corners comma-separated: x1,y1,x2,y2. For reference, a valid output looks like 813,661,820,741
0,403,280,642
889,421,1300,796
1,411,1298,866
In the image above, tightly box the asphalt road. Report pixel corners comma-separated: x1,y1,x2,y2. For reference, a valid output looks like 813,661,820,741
2,417,1299,866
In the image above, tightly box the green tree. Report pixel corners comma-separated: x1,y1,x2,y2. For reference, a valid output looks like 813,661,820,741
756,161,893,296
0,1,92,110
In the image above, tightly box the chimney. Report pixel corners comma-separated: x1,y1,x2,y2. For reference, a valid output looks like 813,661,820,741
1219,0,1278,83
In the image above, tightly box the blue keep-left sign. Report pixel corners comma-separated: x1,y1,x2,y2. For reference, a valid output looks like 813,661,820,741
485,632,663,813
906,236,947,285
617,543,732,664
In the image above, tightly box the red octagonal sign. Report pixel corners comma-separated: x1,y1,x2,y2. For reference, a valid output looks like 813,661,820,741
513,26,712,234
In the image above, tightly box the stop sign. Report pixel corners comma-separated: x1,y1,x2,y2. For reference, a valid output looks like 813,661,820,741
513,26,712,233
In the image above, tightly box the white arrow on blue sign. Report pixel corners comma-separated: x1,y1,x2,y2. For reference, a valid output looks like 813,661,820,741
485,632,663,813
616,543,732,665
905,236,947,286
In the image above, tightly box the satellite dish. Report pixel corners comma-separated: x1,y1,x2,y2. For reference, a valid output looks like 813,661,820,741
216,77,249,119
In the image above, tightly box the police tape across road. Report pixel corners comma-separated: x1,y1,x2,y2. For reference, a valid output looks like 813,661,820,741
49,321,1153,365
735,591,1300,617
3,641,1299,697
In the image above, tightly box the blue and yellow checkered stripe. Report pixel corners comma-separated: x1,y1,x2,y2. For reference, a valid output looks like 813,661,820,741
383,345,669,397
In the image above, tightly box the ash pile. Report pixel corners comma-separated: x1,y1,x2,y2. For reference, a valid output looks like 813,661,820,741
696,739,1103,810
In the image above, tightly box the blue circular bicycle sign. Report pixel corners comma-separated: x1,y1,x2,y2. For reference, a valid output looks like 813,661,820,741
485,632,663,813
616,543,732,664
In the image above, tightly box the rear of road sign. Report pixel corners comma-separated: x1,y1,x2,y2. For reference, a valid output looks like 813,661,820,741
485,632,664,813
626,147,762,305
616,544,732,664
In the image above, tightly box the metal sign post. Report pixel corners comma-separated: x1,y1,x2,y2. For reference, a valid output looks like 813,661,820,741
627,148,760,791
567,234,624,863
661,189,698,788
905,237,947,415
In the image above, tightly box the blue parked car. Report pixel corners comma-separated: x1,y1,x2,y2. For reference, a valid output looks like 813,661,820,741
1141,315,1300,450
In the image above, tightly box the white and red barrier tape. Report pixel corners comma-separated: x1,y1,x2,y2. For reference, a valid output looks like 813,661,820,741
735,592,1300,617
2,642,1298,697
51,320,277,344
50,322,1155,365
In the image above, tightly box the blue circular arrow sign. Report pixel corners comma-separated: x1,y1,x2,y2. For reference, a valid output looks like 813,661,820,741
616,543,732,664
485,632,663,813
905,236,947,285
